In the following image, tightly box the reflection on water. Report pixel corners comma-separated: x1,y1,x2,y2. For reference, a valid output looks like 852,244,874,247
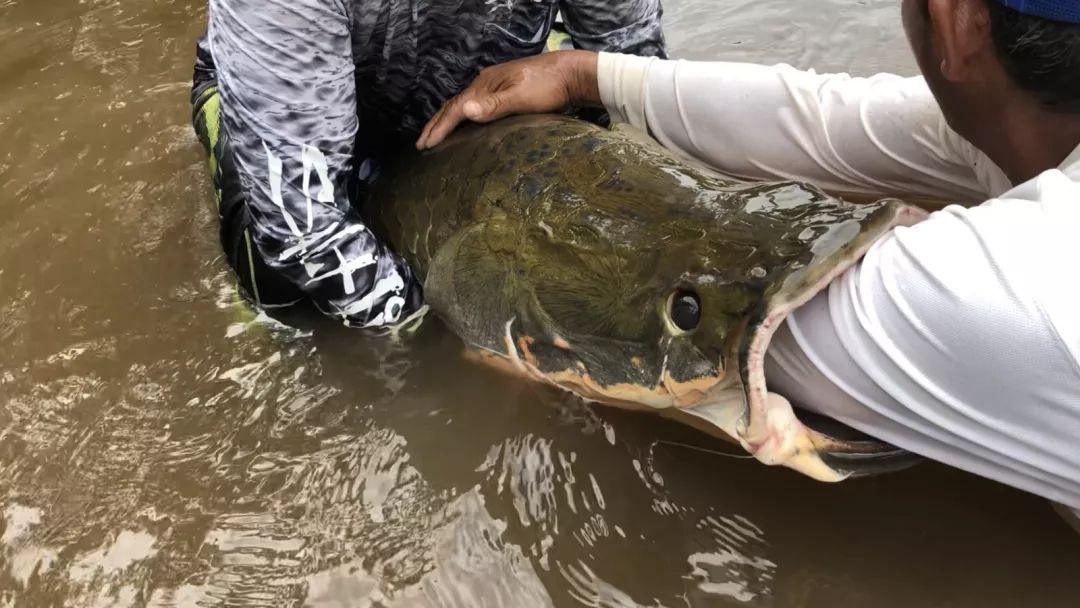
1,0,1078,606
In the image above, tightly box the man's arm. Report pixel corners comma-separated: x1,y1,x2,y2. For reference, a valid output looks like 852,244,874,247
208,0,422,328
766,177,1080,510
596,53,990,201
420,52,996,203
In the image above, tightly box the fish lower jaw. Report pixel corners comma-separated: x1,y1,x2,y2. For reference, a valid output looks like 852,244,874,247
739,393,850,483
672,384,849,482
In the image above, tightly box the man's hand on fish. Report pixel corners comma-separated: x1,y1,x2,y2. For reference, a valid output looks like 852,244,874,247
417,51,600,151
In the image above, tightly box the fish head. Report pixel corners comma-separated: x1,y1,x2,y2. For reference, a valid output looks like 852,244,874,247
438,202,768,416
414,115,926,481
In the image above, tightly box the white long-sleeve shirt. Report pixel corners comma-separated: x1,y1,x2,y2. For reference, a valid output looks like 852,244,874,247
597,53,1080,510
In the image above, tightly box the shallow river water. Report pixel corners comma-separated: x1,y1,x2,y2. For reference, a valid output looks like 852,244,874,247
1,0,1079,606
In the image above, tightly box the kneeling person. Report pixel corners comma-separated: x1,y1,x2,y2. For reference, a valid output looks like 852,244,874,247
190,0,666,329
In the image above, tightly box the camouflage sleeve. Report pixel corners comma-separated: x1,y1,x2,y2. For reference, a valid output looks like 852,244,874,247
558,0,667,58
207,0,422,329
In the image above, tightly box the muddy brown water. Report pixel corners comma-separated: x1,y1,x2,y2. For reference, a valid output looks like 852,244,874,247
1,0,1078,606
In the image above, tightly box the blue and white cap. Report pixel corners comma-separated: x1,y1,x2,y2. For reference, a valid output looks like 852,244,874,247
996,0,1080,23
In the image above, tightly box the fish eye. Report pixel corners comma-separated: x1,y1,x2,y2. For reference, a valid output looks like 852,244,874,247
669,290,701,332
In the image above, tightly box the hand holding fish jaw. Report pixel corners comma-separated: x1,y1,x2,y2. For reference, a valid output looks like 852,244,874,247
417,50,601,150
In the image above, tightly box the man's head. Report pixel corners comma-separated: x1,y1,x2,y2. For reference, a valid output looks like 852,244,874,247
902,0,1080,163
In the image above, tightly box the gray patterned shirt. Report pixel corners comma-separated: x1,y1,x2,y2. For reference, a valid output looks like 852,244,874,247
199,0,666,328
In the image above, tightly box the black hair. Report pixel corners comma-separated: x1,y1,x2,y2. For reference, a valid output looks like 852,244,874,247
983,0,1080,112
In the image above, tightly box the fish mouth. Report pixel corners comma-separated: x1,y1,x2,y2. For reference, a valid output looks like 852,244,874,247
678,201,929,482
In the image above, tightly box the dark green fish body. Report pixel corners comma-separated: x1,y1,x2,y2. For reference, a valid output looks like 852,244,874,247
370,115,926,481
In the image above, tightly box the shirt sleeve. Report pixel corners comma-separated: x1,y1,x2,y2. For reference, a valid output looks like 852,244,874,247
766,173,1080,509
596,53,997,203
559,0,667,58
207,0,422,328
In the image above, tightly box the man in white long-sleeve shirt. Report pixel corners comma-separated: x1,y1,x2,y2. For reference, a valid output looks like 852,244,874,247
418,0,1080,515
